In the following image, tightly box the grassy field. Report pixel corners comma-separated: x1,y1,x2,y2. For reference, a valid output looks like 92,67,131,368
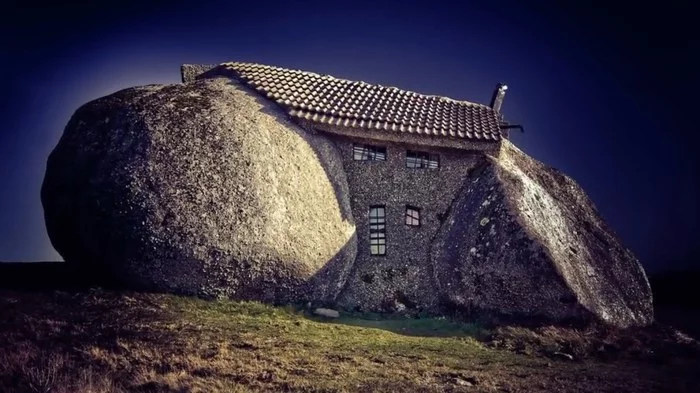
1,289,698,393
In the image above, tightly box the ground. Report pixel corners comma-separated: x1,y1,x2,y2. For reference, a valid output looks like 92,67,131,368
1,289,698,393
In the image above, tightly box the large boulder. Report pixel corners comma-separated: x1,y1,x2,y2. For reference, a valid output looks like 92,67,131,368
430,141,653,327
41,78,356,303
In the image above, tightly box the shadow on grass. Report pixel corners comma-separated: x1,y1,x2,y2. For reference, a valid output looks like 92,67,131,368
0,262,97,290
0,288,188,393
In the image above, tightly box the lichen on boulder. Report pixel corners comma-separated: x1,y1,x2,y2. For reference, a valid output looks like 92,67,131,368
41,78,356,303
430,141,653,327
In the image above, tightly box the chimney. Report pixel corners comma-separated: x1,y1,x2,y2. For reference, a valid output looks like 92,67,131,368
489,83,508,113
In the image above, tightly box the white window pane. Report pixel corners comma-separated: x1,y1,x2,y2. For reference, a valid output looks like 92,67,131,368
370,205,386,255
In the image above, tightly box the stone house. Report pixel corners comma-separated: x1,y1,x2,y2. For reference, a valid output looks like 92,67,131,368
40,59,653,327
181,62,515,311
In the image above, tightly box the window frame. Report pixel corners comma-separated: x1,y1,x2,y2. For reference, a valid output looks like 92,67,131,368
353,144,387,161
405,205,421,227
369,205,387,256
406,150,439,169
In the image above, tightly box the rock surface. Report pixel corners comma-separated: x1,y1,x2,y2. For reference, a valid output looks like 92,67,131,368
313,308,340,318
430,141,653,327
41,78,356,303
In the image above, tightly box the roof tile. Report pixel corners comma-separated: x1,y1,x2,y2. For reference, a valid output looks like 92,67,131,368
221,61,503,142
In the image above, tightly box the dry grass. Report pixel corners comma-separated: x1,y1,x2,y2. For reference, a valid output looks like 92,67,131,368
1,289,698,392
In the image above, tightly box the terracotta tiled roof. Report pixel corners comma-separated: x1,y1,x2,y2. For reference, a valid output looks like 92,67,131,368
220,62,503,142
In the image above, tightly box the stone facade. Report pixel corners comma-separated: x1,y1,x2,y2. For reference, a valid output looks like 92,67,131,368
327,136,480,312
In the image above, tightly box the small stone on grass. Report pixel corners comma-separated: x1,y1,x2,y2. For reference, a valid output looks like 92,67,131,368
313,308,340,318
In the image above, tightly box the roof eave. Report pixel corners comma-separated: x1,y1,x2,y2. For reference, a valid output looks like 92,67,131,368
300,120,501,152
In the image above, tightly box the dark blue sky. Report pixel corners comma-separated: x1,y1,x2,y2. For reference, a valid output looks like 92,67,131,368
1,1,697,271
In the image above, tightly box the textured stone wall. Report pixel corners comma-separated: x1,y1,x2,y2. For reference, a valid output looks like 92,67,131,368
181,64,217,83
331,136,480,313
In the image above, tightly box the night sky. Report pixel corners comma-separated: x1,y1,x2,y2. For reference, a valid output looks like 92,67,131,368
1,1,697,272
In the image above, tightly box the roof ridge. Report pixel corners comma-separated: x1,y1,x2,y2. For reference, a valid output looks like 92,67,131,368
221,61,490,109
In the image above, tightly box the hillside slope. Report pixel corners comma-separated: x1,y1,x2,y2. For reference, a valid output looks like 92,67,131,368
1,290,698,393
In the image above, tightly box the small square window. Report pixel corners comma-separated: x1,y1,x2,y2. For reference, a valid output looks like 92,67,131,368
406,206,420,226
369,205,386,255
353,144,387,161
406,150,439,169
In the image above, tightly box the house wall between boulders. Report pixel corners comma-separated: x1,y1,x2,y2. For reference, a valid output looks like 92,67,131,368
326,134,482,313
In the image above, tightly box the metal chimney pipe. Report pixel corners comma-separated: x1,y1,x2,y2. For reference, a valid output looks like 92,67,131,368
490,83,508,113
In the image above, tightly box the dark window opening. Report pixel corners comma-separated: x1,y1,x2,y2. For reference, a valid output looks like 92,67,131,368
369,205,386,255
405,206,420,226
353,144,387,161
406,150,439,169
